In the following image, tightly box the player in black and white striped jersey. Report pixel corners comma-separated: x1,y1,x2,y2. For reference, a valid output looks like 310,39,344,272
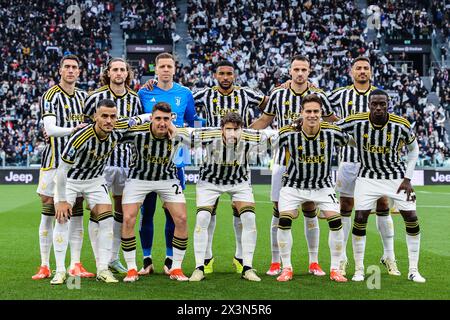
337,89,424,283
189,112,276,283
34,54,94,281
120,102,191,283
276,94,348,283
250,55,338,277
83,58,143,275
192,60,268,274
51,99,150,285
328,56,398,277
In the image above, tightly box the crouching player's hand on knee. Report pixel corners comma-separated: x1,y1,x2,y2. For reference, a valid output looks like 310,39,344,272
55,202,72,223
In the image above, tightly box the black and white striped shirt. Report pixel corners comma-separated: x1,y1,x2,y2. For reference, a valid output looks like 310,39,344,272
195,128,270,185
193,86,265,127
119,123,190,181
83,85,143,168
60,118,139,180
40,85,87,170
263,85,334,164
279,123,349,189
338,112,416,180
328,84,378,163
263,85,334,128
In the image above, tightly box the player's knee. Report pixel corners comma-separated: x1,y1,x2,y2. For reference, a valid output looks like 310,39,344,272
340,197,354,212
376,197,389,212
40,195,53,205
172,213,187,227
327,215,343,231
354,210,369,224
278,216,293,230
352,210,369,236
402,212,420,236
196,208,212,228
302,208,316,218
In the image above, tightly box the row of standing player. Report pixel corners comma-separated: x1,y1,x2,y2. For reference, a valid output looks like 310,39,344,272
33,52,424,284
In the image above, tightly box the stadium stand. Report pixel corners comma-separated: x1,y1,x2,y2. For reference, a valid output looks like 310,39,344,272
0,0,448,167
0,0,113,166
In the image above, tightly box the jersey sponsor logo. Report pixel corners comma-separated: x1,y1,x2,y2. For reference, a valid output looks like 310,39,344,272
298,154,325,164
151,97,156,102
363,142,391,154
285,110,301,120
212,106,238,116
145,155,170,164
65,113,84,122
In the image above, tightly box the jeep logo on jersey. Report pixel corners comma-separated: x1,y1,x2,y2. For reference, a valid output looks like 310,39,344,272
175,97,181,106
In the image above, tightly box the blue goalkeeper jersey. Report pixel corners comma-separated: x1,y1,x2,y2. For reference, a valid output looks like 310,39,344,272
138,82,204,128
138,82,205,168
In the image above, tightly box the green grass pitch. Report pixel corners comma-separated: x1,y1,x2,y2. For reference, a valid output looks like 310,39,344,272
0,184,449,300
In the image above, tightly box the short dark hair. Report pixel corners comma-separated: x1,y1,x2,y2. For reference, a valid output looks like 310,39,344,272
152,102,172,114
369,89,389,101
352,56,371,66
220,112,244,128
301,94,323,109
155,52,175,65
97,99,116,109
59,54,81,69
215,60,235,72
291,55,310,65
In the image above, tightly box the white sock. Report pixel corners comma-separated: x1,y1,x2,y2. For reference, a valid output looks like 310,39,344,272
277,228,293,269
111,214,122,263
376,214,395,260
53,221,69,272
69,216,83,269
172,245,187,270
88,219,99,266
194,210,211,268
233,215,243,260
205,214,216,260
39,214,54,267
352,234,366,270
123,249,137,271
329,229,344,271
240,212,257,268
270,216,280,263
97,216,113,272
406,233,421,272
304,216,319,264
341,216,352,261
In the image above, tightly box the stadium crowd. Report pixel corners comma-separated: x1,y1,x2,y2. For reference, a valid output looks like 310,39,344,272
120,0,178,32
0,0,113,165
0,0,448,167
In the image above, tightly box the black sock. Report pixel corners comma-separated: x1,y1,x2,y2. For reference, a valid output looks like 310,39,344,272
234,257,243,265
197,266,205,272
242,265,251,273
143,257,153,269
165,257,173,269
204,258,213,265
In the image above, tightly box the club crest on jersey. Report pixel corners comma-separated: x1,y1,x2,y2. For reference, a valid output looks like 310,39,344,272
320,140,325,149
386,132,392,142
175,97,181,106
